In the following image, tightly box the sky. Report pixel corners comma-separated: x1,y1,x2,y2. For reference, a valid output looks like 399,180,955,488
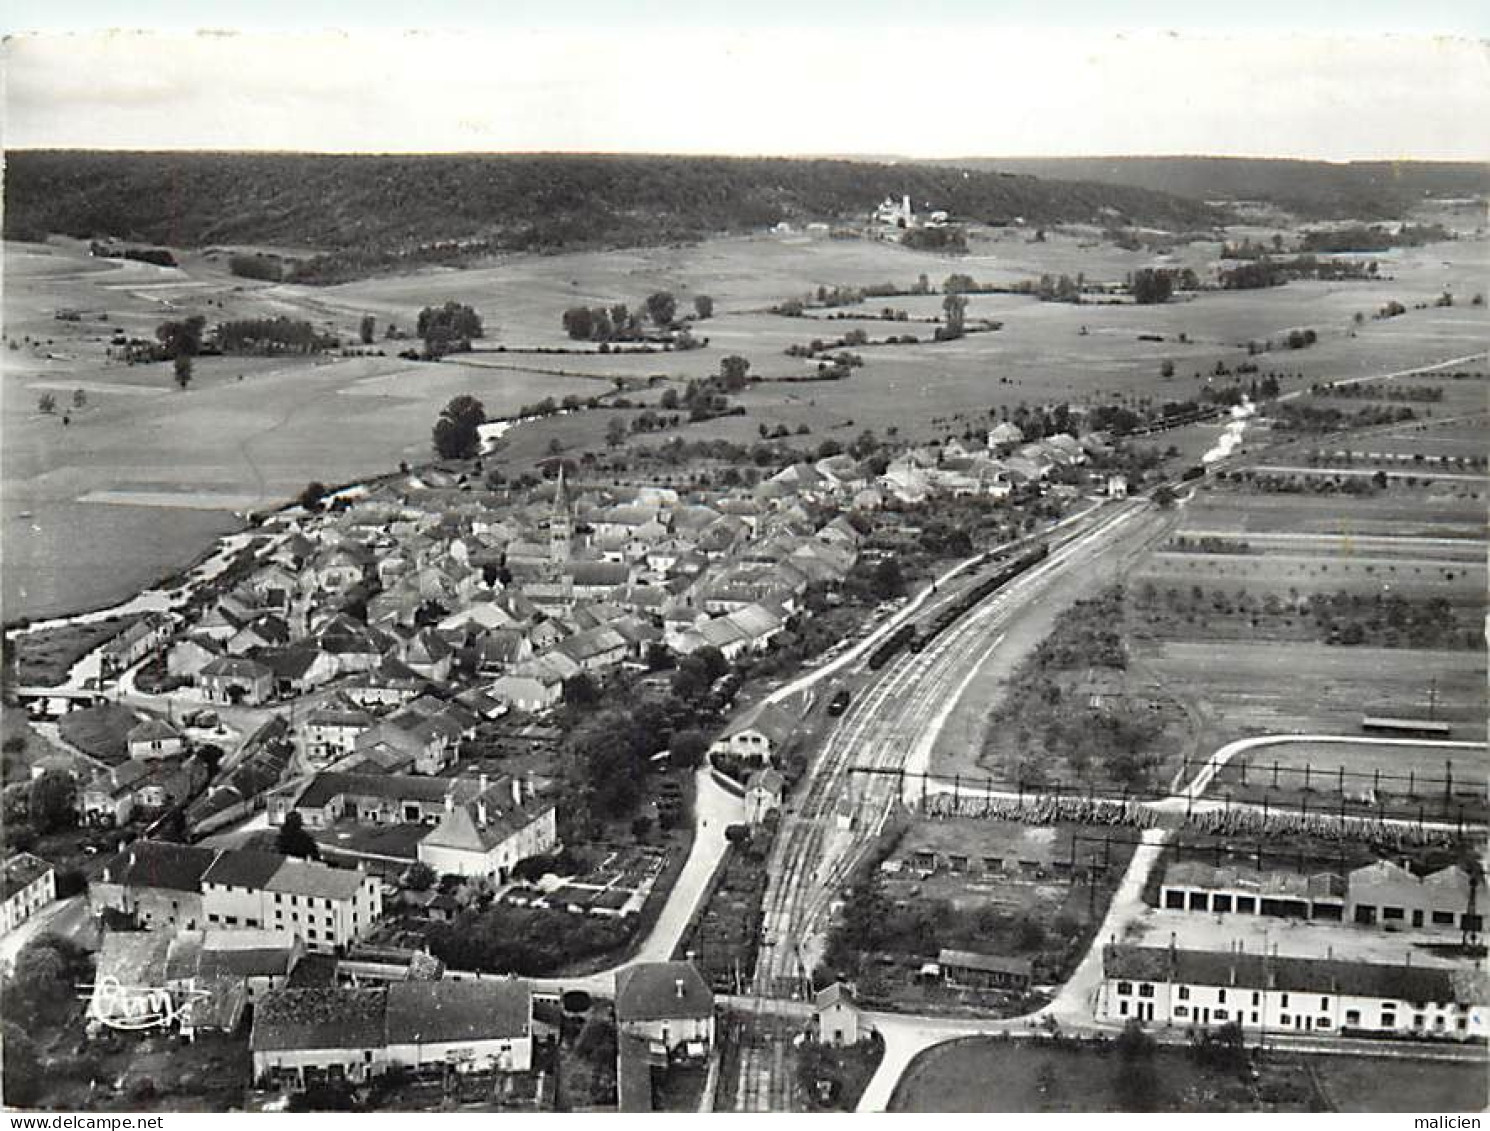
3,4,1488,159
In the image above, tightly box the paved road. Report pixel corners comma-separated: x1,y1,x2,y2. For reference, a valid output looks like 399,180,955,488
523,762,743,997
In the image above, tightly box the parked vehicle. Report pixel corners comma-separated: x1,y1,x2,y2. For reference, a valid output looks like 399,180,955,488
827,688,852,716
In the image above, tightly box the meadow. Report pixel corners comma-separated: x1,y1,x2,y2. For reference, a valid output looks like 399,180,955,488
1138,640,1485,738
4,223,1486,622
888,1036,1487,1113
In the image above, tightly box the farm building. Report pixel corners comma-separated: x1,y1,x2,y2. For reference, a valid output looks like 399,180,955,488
1159,862,1346,921
250,987,392,1089
1098,943,1488,1040
936,949,1034,992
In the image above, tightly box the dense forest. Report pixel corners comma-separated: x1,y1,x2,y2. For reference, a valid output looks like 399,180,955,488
4,151,1221,282
931,156,1490,220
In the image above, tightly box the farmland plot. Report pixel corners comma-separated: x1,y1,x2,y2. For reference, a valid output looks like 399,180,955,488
1138,640,1485,738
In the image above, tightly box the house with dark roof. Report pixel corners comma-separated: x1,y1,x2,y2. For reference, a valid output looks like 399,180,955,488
550,625,628,673
401,628,454,682
384,979,533,1072
250,987,392,1088
167,634,226,680
226,614,292,657
270,771,480,830
90,840,220,931
317,613,394,673
1099,943,1488,1039
202,850,288,930
257,644,339,697
1,852,56,935
614,961,715,1052
251,978,535,1089
166,928,305,1035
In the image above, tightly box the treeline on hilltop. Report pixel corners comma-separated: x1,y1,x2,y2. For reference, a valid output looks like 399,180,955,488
5,151,1220,283
939,156,1490,220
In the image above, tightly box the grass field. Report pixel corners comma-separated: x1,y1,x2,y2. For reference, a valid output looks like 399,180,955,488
55,702,139,764
5,225,1486,621
1208,739,1486,822
888,1038,1302,1112
4,613,145,685
1174,489,1486,539
1133,548,1484,606
1138,640,1485,743
1312,1052,1489,1113
889,1037,1487,1113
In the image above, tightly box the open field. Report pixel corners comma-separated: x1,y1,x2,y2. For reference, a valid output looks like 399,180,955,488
5,225,1487,621
1174,488,1487,539
1206,738,1486,823
888,1037,1487,1112
1312,1053,1490,1113
1138,640,1485,742
888,1037,1311,1112
1133,548,1484,609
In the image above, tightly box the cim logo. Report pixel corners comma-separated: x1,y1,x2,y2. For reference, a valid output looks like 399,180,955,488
81,976,212,1031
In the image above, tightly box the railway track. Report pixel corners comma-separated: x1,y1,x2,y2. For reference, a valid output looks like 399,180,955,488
752,500,1158,998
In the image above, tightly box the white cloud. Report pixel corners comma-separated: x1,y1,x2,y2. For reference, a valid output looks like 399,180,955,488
4,29,1487,158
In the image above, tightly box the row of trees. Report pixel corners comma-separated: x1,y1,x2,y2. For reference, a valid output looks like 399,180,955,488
561,292,711,342
215,317,338,355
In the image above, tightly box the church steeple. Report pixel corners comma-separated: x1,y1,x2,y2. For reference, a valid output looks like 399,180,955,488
549,464,572,565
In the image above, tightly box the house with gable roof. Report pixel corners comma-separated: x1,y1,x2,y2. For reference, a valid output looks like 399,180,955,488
416,776,557,882
709,702,799,764
614,961,715,1052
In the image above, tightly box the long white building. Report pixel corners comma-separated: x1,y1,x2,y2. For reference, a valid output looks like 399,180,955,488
1098,943,1487,1041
